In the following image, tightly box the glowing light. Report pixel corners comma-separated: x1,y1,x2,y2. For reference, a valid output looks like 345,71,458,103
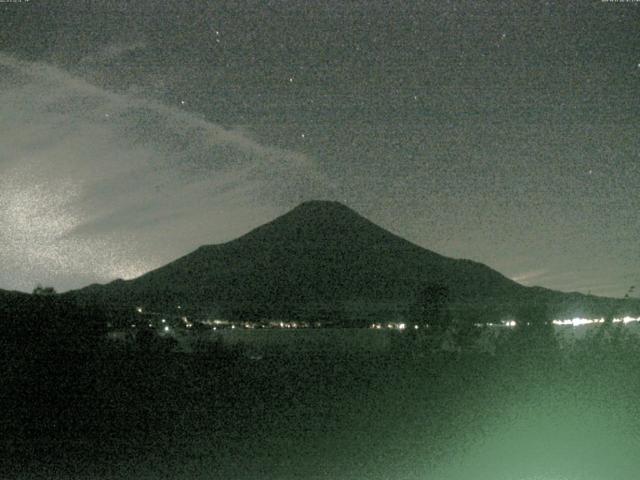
164,326,170,332
550,317,640,327
553,318,594,327
136,307,143,313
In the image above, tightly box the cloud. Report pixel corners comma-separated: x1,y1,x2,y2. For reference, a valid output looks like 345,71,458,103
0,53,328,292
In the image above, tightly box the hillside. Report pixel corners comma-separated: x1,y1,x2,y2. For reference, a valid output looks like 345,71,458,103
65,201,639,324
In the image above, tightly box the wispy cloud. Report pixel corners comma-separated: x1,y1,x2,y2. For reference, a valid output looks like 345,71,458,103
0,53,328,291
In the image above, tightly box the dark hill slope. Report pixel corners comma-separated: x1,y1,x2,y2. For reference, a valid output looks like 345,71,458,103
65,201,638,322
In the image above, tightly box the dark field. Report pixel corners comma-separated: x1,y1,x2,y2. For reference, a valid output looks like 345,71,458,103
3,326,640,480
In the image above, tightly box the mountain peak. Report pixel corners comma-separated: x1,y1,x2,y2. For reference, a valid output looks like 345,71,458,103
295,199,348,208
257,200,382,236
67,200,638,323
292,200,355,214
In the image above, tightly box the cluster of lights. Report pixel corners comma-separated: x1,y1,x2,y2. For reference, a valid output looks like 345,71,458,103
370,323,417,330
128,310,640,333
553,316,640,326
500,317,640,328
277,321,302,329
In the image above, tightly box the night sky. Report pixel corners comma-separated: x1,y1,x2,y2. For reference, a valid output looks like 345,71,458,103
1,0,638,297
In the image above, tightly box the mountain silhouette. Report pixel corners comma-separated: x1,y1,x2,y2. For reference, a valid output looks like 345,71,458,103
64,201,638,324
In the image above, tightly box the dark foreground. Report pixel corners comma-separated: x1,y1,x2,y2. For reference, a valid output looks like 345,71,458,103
3,325,640,480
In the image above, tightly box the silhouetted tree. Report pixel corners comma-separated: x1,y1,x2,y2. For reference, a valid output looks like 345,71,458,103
624,286,636,299
416,282,452,333
510,302,559,362
32,284,57,296
514,302,550,330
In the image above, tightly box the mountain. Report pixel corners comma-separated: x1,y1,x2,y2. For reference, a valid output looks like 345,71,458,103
65,201,639,324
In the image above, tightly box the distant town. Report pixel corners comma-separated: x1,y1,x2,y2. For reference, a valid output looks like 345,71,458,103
106,304,640,343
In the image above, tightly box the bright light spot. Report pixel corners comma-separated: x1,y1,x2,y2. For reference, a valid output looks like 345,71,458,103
414,325,419,330
161,318,166,323
553,318,594,327
164,326,170,332
136,307,143,313
550,316,640,327
504,320,516,327
398,323,406,330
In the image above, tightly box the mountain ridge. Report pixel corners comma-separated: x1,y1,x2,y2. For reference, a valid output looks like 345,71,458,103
63,201,639,323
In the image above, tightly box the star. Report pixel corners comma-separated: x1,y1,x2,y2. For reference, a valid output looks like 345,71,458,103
180,100,186,105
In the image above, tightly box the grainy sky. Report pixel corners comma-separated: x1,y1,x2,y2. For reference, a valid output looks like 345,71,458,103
0,0,638,296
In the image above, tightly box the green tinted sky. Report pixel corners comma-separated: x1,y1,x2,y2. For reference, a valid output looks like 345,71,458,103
0,1,638,296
